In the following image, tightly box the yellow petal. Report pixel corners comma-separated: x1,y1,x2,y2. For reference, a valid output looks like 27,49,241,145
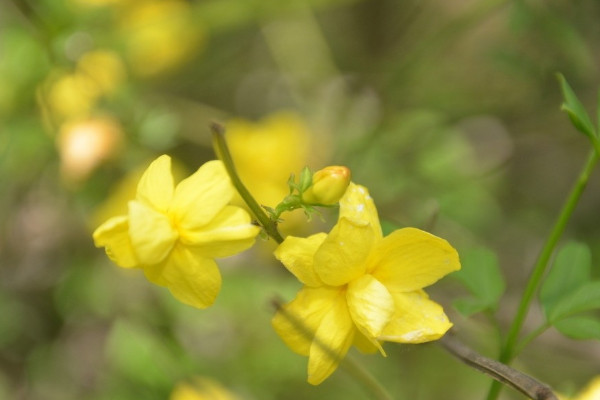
93,215,138,268
339,183,382,240
272,286,342,357
313,218,374,286
308,293,355,385
170,160,234,230
379,290,452,343
347,275,394,339
371,228,460,291
136,155,174,213
179,205,259,258
143,244,222,309
353,330,379,354
128,200,178,265
274,233,327,287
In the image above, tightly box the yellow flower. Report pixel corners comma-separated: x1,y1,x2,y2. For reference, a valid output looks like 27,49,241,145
93,155,260,309
560,376,600,400
58,116,123,183
303,166,351,205
118,0,205,77
39,50,125,121
227,112,312,209
272,183,460,384
170,377,240,400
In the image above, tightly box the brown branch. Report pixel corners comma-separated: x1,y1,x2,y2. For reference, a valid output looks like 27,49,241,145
439,332,558,400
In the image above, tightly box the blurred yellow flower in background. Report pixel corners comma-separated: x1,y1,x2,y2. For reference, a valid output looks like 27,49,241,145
226,112,314,232
93,155,260,309
560,377,600,400
273,182,460,384
39,49,125,121
118,0,204,77
77,50,126,94
58,116,123,183
170,377,240,400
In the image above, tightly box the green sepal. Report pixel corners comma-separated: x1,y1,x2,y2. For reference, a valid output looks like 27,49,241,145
287,173,298,194
298,166,313,193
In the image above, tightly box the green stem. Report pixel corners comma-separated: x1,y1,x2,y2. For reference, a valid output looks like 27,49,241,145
341,354,394,400
211,123,284,244
486,148,598,400
514,322,551,357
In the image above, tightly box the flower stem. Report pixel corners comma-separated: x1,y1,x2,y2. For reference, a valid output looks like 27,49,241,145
211,122,284,244
486,148,599,400
341,354,394,400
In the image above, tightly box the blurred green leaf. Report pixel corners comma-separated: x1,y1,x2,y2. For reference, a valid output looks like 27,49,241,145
540,241,591,317
548,282,600,323
452,297,489,317
557,73,597,139
553,315,600,341
452,247,505,315
105,319,178,391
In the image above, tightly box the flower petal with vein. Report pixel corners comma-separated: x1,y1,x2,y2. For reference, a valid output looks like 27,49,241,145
93,155,260,309
272,182,460,384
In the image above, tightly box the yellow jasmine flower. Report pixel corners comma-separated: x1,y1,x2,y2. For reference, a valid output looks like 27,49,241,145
227,112,311,208
58,116,123,183
93,155,260,309
119,0,205,77
272,183,460,384
560,376,600,400
170,377,240,400
39,50,125,122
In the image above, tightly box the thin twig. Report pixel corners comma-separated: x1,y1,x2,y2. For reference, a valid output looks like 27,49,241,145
210,122,284,244
440,332,558,400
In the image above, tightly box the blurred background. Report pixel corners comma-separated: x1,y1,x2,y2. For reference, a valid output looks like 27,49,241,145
1,0,599,399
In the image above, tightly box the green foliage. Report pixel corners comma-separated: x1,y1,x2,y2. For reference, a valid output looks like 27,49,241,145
540,242,600,340
553,316,600,341
105,319,182,392
557,73,597,139
452,247,505,316
539,241,591,314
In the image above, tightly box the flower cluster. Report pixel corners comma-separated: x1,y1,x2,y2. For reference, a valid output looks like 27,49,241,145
93,150,459,386
272,182,460,384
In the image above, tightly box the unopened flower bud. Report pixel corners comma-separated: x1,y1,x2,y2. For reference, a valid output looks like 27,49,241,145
302,166,351,205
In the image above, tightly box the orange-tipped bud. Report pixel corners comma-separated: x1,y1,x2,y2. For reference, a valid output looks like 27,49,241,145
303,166,351,205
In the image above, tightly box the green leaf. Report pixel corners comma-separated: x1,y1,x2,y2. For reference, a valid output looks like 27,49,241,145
453,297,489,317
453,247,505,313
557,73,597,139
548,281,600,323
540,241,591,317
554,315,600,340
105,319,179,389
